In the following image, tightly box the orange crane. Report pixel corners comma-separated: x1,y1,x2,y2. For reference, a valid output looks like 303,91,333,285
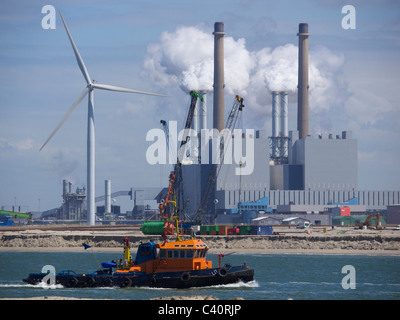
158,172,177,235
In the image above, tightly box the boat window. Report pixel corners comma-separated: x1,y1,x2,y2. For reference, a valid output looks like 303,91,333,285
186,250,194,259
194,250,199,258
199,249,207,258
173,250,179,259
167,250,173,259
180,250,185,258
159,249,166,259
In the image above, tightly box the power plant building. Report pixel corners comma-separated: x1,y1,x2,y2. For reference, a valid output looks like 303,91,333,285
271,130,357,191
182,130,270,221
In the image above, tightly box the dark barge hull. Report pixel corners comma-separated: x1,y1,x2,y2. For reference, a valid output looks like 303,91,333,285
23,265,254,289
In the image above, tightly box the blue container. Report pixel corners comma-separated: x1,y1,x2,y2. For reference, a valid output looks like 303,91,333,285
0,220,13,226
256,225,273,235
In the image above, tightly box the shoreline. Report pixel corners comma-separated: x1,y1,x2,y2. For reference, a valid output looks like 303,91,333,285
0,247,400,256
1,246,399,256
1,226,399,256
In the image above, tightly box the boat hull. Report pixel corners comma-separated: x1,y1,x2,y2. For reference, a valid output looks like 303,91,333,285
23,265,254,289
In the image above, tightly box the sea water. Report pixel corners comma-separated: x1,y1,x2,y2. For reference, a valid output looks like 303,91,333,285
0,251,399,300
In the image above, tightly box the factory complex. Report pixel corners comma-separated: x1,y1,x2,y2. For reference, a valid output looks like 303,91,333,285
4,22,400,229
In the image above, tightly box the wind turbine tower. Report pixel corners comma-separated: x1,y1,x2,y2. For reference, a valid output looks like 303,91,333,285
40,12,167,225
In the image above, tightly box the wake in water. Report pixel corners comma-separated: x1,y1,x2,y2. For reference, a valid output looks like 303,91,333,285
1,280,259,291
0,282,64,290
123,280,259,291
203,280,259,289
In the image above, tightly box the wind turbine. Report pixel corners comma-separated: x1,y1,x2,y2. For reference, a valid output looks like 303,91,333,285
40,11,167,226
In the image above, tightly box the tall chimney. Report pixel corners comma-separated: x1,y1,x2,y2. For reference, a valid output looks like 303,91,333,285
105,179,111,214
271,91,280,159
280,91,289,159
63,179,68,197
280,91,288,138
213,22,225,131
297,23,310,139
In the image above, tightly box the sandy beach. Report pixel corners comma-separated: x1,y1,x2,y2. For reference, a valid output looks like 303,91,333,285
1,225,399,255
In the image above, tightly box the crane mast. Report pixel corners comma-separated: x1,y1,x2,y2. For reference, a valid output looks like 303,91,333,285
159,91,203,234
193,95,244,224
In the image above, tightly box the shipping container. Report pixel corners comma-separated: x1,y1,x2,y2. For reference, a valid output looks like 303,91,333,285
256,225,273,235
200,226,209,235
141,221,165,235
239,225,251,235
218,226,229,235
227,227,239,235
209,225,219,231
340,207,351,216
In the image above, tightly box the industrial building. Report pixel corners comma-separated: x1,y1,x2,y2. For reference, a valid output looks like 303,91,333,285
60,179,86,220
37,22,400,226
386,205,400,224
270,130,357,191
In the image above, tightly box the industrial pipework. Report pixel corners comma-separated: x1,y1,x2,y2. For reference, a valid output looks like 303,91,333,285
271,91,289,162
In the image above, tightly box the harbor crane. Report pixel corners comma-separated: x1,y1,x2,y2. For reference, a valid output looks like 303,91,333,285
193,95,244,225
158,91,203,234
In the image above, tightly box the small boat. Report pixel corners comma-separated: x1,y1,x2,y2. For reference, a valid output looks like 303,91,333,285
23,236,254,288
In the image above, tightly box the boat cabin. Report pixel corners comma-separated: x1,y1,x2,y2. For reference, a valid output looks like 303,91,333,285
115,238,212,275
156,238,212,272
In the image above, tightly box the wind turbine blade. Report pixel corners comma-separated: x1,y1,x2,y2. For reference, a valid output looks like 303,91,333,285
59,11,91,85
39,87,89,151
91,83,169,97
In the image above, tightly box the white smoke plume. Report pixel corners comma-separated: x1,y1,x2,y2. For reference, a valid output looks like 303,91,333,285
142,25,346,126
142,26,254,95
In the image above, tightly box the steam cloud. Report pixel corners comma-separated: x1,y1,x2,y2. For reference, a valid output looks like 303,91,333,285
142,25,346,123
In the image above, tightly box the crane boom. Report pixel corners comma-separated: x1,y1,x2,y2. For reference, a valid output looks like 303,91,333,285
0,210,32,219
193,95,244,224
175,91,202,217
158,91,202,231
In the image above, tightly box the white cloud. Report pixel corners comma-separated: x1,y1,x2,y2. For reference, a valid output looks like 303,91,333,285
0,137,35,152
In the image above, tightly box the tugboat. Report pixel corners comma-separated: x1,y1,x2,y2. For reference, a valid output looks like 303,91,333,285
23,234,254,288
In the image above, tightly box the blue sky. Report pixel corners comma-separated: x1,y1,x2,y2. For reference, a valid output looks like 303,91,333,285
1,0,399,213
